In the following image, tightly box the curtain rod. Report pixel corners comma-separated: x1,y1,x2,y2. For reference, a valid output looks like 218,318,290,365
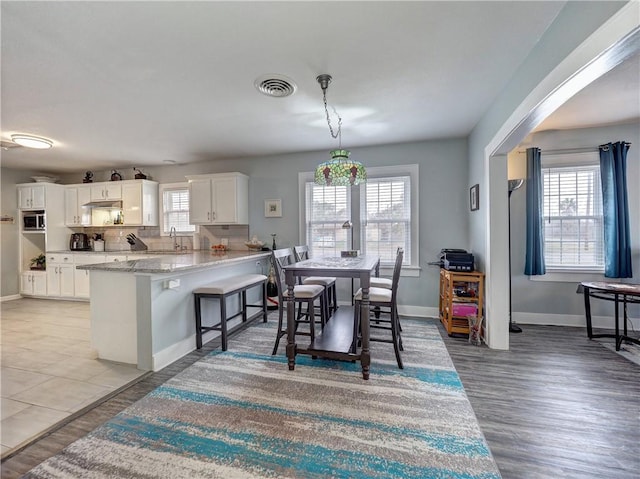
517,143,631,155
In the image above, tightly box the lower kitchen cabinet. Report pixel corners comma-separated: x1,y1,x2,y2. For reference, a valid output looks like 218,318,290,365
74,254,108,299
20,271,47,296
47,264,75,298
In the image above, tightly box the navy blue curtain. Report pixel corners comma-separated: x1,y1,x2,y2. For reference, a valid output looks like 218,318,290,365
599,141,632,278
524,147,545,275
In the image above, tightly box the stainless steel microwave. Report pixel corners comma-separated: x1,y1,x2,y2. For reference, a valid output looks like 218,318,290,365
23,211,45,230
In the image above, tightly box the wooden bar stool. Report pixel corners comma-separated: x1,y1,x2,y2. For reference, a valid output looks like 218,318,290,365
271,248,327,355
194,273,267,351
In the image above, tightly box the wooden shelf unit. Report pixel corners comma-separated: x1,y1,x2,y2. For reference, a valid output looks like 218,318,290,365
439,269,484,336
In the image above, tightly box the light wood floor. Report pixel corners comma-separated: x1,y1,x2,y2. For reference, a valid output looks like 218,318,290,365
2,317,639,478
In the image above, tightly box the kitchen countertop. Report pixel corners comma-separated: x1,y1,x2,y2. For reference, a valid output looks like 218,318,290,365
76,250,271,274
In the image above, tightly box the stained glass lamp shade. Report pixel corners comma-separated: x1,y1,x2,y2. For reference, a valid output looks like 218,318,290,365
314,149,367,187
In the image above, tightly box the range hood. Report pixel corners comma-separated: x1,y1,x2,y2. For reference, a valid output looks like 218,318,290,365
83,200,123,208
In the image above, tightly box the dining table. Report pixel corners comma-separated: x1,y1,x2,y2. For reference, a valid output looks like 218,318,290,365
282,254,380,380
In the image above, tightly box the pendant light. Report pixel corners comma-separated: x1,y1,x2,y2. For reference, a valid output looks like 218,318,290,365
314,74,366,186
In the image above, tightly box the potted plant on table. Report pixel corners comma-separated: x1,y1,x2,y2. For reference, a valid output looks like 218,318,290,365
30,253,46,270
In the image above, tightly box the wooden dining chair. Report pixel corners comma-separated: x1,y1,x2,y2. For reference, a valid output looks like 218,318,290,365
270,248,327,355
294,245,337,320
353,248,404,368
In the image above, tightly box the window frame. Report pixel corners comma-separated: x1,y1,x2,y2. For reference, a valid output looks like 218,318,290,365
531,151,605,281
158,182,197,237
298,164,419,276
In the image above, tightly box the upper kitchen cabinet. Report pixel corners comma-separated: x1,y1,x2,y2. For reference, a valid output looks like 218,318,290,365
122,180,158,226
90,181,122,201
65,185,92,226
186,173,248,225
17,183,64,210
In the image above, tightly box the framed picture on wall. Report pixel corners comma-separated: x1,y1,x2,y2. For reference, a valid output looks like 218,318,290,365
470,184,479,211
264,199,282,218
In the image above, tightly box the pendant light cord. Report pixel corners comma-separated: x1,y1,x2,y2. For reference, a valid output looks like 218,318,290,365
319,75,343,148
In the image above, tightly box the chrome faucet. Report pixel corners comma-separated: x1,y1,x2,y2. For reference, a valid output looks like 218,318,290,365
169,226,179,251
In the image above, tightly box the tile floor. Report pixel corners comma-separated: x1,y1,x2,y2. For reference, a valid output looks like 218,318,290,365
1,298,146,458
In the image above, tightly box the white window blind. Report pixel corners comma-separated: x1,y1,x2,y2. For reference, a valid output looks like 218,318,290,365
542,164,604,270
162,186,196,235
304,183,350,258
361,176,411,265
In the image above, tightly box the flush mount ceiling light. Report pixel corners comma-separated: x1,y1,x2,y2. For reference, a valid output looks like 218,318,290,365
254,74,297,98
11,134,53,149
314,74,366,187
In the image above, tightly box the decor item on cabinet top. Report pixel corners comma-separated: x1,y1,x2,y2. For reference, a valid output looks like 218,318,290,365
110,169,122,181
245,236,264,251
133,167,147,180
83,171,94,183
313,74,366,187
30,253,46,270
30,175,59,183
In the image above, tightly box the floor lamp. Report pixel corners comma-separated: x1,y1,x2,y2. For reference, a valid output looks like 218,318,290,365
508,179,524,333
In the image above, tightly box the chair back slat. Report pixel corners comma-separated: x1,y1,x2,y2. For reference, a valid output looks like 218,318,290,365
271,248,294,302
293,245,310,262
390,248,404,303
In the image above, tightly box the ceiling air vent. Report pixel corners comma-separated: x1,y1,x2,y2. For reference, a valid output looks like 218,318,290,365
254,74,297,98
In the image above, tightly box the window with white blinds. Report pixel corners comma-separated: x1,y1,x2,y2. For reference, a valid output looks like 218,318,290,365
304,183,351,258
542,164,604,270
160,184,196,235
361,176,411,265
300,164,418,270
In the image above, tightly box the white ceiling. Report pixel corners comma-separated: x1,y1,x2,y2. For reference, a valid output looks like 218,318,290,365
1,1,637,174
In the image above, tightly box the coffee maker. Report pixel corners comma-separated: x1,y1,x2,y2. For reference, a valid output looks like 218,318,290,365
70,233,90,251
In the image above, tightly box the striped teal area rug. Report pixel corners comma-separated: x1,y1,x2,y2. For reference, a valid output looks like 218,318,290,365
24,319,501,479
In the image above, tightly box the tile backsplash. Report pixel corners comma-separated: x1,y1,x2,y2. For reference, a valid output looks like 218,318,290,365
81,225,250,252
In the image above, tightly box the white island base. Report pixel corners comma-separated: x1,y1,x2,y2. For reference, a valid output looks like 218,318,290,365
85,252,270,371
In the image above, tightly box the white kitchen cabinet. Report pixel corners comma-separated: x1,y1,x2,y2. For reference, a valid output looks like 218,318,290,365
90,182,122,201
122,180,158,226
17,184,46,210
186,173,248,225
46,253,75,297
64,185,92,226
74,254,107,299
20,271,47,296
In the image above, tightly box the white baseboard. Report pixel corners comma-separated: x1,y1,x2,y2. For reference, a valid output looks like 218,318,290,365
0,294,22,302
152,330,218,372
514,312,640,330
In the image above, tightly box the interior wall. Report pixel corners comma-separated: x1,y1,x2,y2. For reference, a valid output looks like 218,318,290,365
467,0,630,348
0,167,48,298
54,138,469,314
509,122,640,324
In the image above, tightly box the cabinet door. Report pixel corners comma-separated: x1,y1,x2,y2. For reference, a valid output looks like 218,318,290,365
77,186,92,225
122,183,142,225
65,187,79,225
141,181,158,226
18,186,32,209
31,185,46,209
74,269,91,298
90,183,106,200
59,265,75,297
20,272,33,294
47,267,61,296
104,183,122,200
32,272,47,295
189,179,212,224
211,177,237,223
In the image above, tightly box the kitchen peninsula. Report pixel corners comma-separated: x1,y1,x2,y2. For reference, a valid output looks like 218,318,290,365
78,250,270,371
